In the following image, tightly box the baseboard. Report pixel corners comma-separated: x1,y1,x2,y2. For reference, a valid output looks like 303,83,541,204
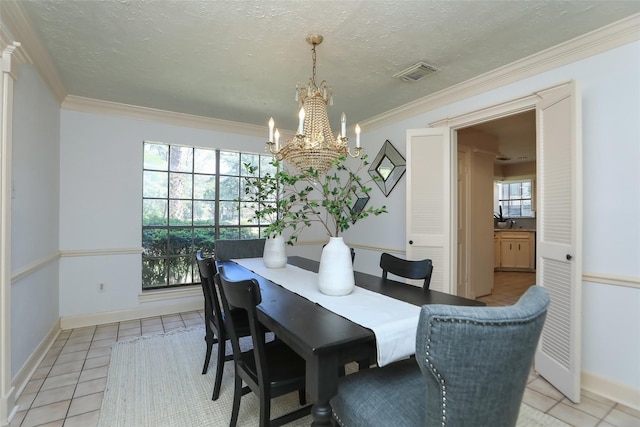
582,371,640,410
59,299,203,330
11,319,61,404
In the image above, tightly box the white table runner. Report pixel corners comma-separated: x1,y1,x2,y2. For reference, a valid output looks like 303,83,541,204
232,258,420,366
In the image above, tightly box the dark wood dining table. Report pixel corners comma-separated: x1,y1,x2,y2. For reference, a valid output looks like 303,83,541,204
217,256,484,426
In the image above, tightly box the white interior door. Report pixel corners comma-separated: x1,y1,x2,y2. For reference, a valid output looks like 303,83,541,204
534,82,583,403
457,148,470,298
406,128,453,294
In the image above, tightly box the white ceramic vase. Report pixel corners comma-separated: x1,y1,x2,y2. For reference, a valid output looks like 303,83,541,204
318,237,355,296
263,235,287,268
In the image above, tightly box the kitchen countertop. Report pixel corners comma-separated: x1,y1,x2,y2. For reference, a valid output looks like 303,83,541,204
494,228,536,232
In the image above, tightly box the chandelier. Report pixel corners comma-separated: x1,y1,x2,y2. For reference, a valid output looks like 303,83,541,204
266,34,362,173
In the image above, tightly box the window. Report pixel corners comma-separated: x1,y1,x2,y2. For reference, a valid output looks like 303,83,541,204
142,142,274,290
496,179,533,218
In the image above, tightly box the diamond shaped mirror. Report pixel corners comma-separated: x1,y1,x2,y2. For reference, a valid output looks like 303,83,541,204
343,180,370,224
368,140,406,196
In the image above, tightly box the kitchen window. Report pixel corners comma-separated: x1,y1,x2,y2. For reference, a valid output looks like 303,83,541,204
496,179,534,218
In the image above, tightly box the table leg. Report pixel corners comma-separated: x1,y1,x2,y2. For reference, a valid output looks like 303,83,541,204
306,355,339,426
311,402,333,426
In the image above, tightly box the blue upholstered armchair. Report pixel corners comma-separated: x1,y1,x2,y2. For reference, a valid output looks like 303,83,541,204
330,286,549,427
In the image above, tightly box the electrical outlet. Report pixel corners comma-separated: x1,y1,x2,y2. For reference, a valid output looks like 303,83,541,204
98,283,105,293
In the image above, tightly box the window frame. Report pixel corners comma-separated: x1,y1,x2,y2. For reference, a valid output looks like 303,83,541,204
494,176,536,219
142,141,274,290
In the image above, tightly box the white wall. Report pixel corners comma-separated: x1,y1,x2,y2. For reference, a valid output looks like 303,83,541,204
11,64,60,378
58,110,267,318
345,41,640,393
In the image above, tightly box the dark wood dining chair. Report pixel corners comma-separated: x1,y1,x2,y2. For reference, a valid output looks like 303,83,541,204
322,243,356,264
214,238,266,261
216,266,310,427
195,250,251,401
380,252,433,290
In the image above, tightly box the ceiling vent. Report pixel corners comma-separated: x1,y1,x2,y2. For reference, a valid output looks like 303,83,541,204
393,62,438,82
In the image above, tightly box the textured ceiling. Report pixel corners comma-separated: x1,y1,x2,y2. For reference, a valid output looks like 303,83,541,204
15,0,640,154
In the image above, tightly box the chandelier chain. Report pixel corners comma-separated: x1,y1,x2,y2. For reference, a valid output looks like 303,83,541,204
311,43,317,89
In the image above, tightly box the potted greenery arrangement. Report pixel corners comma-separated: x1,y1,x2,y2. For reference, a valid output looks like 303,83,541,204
241,159,312,268
242,155,387,294
494,205,509,229
292,155,387,295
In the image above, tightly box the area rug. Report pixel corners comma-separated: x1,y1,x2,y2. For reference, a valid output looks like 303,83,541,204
97,327,569,427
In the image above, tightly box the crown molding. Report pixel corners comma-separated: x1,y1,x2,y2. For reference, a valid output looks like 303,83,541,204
1,1,67,103
62,95,267,137
362,13,640,131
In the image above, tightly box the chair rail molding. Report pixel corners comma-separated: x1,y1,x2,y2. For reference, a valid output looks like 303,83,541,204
583,272,640,290
59,247,143,257
11,251,60,284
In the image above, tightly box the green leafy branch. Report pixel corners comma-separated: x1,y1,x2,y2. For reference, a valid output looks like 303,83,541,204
241,155,387,244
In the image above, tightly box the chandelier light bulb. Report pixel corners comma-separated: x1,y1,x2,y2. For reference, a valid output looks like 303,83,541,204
341,113,346,137
268,117,274,142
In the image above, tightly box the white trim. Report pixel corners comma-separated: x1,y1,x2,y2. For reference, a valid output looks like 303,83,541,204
62,95,268,137
0,1,66,102
294,239,405,256
0,31,28,74
582,371,640,411
362,14,640,131
59,299,203,330
11,252,59,283
59,247,143,257
429,91,540,128
11,320,60,406
583,273,640,290
138,285,201,303
0,39,19,427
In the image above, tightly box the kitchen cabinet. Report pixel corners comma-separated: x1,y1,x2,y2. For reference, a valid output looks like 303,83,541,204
494,231,535,271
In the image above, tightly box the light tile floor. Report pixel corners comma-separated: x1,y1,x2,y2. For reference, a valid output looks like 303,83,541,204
9,279,640,426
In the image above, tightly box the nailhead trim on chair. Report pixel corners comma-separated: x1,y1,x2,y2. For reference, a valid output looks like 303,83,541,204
424,319,447,427
425,315,537,427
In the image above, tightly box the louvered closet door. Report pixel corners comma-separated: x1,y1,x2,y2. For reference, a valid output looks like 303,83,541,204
406,128,453,294
534,81,583,403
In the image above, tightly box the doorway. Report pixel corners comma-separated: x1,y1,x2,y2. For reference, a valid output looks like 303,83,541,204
455,110,537,301
417,82,582,401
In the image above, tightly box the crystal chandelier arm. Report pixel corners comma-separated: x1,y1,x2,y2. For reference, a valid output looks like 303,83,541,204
345,146,363,158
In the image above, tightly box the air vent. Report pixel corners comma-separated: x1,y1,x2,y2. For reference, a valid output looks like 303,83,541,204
393,62,438,82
